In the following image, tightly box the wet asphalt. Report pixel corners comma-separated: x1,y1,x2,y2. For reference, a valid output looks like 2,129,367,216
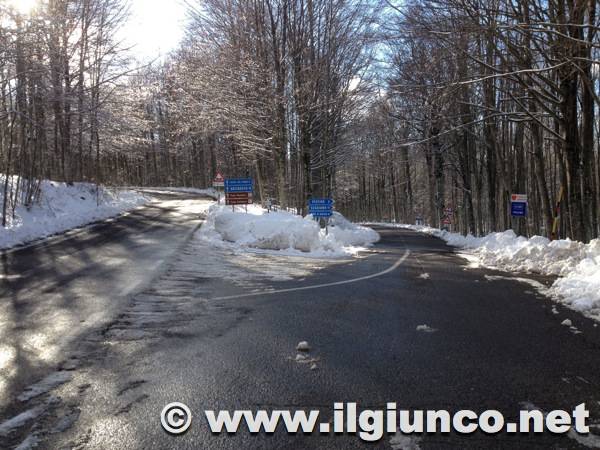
2,197,600,449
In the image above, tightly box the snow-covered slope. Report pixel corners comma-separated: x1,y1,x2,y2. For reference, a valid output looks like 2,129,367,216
0,178,147,249
379,223,600,321
199,205,379,257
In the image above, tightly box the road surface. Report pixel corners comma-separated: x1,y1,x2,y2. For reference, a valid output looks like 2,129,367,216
2,196,600,449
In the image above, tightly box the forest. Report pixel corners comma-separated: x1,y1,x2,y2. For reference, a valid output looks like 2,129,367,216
1,0,599,241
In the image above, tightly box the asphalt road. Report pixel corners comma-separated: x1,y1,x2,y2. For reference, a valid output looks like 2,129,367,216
3,200,600,449
0,190,210,416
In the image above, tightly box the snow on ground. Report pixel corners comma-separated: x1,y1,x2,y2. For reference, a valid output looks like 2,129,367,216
17,371,72,402
199,206,379,258
139,186,220,200
373,223,600,322
0,407,43,437
0,178,148,250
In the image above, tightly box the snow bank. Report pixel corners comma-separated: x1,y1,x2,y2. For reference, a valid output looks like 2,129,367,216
327,212,380,247
199,205,379,257
378,223,600,321
0,178,147,249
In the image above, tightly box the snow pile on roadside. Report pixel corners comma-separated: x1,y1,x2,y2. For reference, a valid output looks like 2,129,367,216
415,227,585,276
0,178,147,249
199,205,379,257
327,212,380,247
385,223,600,320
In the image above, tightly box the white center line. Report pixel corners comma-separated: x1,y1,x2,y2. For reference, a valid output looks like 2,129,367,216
211,249,410,301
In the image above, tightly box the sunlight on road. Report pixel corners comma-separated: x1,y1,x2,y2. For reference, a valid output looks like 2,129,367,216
0,195,213,410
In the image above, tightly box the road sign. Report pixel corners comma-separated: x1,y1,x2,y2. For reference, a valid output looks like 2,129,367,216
309,198,333,218
213,172,225,188
444,207,454,214
511,202,527,217
225,178,253,206
442,217,451,225
225,178,253,193
511,193,528,217
226,192,253,205
309,199,334,206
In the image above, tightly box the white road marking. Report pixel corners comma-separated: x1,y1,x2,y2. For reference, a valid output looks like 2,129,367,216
211,250,410,301
0,274,22,280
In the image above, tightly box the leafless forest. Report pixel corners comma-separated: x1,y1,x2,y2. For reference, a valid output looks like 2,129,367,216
1,0,600,240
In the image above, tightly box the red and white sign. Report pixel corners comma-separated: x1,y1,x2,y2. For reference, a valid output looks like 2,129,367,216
511,194,527,203
213,172,225,187
226,192,253,205
442,217,451,225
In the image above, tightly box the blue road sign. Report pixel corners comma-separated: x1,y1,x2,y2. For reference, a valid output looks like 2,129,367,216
309,198,334,206
511,202,527,217
225,178,253,193
309,198,333,218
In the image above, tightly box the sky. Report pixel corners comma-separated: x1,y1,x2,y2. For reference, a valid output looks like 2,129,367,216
123,0,188,61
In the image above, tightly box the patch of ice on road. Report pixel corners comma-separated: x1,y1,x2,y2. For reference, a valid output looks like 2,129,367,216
200,205,379,258
0,407,43,437
17,371,72,402
416,325,436,333
14,433,39,450
483,275,548,294
390,433,421,449
561,319,573,327
183,231,338,288
458,252,481,268
418,273,430,280
296,341,311,351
